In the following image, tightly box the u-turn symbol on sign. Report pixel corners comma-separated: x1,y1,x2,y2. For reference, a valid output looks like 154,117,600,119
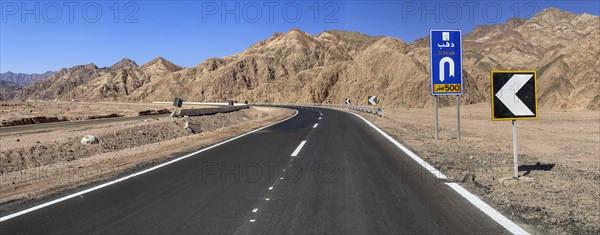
439,57,454,82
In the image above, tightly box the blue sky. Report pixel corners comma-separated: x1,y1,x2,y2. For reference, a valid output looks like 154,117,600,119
1,0,599,73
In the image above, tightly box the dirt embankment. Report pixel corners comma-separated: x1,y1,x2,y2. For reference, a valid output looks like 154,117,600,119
0,101,174,127
0,106,294,209
350,103,599,235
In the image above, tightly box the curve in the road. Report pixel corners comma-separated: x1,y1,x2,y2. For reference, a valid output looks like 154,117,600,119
0,107,526,234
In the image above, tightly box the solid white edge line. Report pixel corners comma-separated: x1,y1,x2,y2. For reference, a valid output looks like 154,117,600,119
0,109,300,223
290,140,307,157
313,123,318,128
446,183,529,235
345,112,447,179
332,107,528,234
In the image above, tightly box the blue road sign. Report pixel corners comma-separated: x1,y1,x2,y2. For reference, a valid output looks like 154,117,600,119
430,30,463,95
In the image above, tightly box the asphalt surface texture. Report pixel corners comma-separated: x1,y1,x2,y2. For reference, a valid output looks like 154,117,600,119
0,107,509,234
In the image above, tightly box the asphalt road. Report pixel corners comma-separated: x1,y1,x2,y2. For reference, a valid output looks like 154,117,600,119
0,107,509,234
0,114,170,136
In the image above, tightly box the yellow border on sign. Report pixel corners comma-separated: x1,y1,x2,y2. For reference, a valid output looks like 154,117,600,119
490,70,538,121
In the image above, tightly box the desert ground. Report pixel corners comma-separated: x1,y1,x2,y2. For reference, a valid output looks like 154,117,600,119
0,101,176,127
0,101,225,127
350,102,599,235
0,103,293,215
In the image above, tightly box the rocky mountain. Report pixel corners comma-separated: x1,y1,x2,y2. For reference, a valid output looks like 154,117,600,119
0,71,54,86
0,81,20,100
13,8,599,110
17,64,103,100
109,58,138,70
123,29,359,102
140,57,183,75
66,57,183,101
461,8,600,109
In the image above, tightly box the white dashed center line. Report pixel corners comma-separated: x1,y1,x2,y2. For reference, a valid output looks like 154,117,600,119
313,123,318,128
252,208,258,213
290,140,307,157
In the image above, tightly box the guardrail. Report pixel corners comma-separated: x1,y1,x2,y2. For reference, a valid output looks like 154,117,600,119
251,103,385,118
176,105,249,117
152,101,250,117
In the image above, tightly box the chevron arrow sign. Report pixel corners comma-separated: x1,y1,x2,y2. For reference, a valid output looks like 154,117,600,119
368,96,377,105
491,71,538,120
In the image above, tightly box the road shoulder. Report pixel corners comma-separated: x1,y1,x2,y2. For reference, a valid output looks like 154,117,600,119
0,107,295,215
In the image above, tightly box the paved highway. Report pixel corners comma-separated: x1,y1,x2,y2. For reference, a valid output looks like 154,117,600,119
0,107,511,234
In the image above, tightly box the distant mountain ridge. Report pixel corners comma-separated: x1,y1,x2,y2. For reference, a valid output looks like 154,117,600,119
0,80,21,101
0,71,54,86
9,8,599,110
0,71,55,100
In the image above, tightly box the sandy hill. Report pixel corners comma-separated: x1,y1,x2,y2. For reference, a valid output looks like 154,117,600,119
15,8,599,109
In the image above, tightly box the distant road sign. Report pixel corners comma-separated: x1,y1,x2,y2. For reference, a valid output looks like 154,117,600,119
368,96,377,105
344,98,351,104
173,98,183,108
430,30,463,95
491,71,538,120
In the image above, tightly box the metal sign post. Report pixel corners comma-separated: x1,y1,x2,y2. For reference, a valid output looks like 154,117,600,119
434,96,439,140
430,30,463,140
512,120,518,179
457,95,461,140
